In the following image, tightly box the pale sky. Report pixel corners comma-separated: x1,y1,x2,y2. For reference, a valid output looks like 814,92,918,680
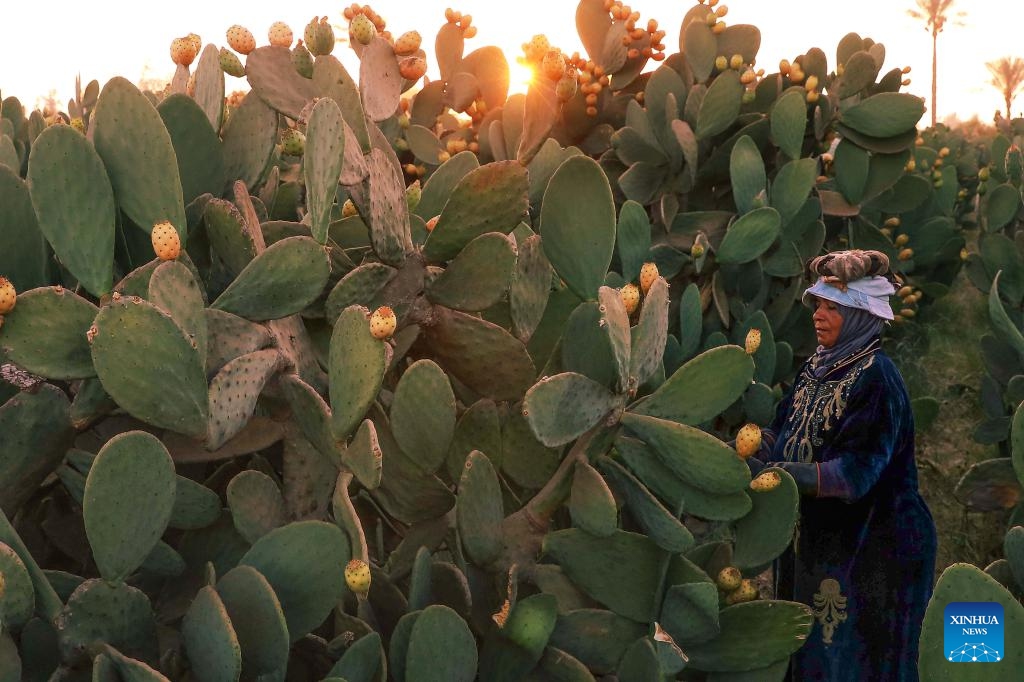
2,1,1023,124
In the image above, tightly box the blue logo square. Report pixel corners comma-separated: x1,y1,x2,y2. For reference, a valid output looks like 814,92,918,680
944,602,1005,663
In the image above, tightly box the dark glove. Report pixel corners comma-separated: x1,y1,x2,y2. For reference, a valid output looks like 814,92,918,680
769,461,819,497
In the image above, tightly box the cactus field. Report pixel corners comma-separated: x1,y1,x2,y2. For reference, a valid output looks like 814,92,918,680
1,1,1023,680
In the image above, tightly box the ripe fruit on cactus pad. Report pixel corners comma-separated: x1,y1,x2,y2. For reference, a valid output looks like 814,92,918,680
151,222,181,261
725,579,758,605
750,470,781,492
735,423,761,459
226,25,256,54
620,284,640,315
268,21,294,48
281,129,305,156
399,56,427,81
170,37,198,67
345,559,371,597
394,30,422,55
716,566,742,591
0,277,16,314
745,328,761,354
369,306,396,339
639,262,659,294
349,14,376,46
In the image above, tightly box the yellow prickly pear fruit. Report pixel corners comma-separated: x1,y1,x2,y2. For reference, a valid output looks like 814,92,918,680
556,75,578,101
691,243,705,258
898,248,914,261
894,233,909,247
735,424,761,459
900,308,916,318
394,30,422,56
884,217,901,228
806,90,819,104
639,262,659,294
804,74,819,91
715,55,728,71
151,221,181,261
268,21,294,48
345,559,372,597
542,50,567,81
979,167,991,182
226,25,257,55
525,34,550,62
750,470,781,492
729,54,744,70
349,13,376,46
779,58,791,75
897,285,913,298
369,306,397,339
342,199,359,219
70,117,85,133
620,284,640,315
0,276,16,314
961,248,969,261
744,328,761,355
905,159,916,172
716,566,742,591
726,579,758,605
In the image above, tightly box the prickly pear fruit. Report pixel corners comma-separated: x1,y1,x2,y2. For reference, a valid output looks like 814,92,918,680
898,248,914,261
405,180,421,211
0,277,16,314
750,470,781,492
523,34,550,62
620,284,640,315
399,56,427,81
884,217,901,228
186,33,202,54
219,47,246,77
725,579,758,605
151,221,181,261
715,55,728,71
1006,145,1023,181
291,42,314,78
979,167,991,182
639,262,659,294
349,14,376,46
281,129,305,156
226,25,256,55
425,216,440,232
304,16,336,56
716,566,742,591
729,54,744,69
691,243,705,258
735,424,761,459
70,117,85,133
744,328,761,355
394,30,422,56
894,234,909,247
345,559,371,597
555,75,578,101
170,37,198,67
369,306,396,340
342,199,359,219
268,21,294,48
542,50,567,80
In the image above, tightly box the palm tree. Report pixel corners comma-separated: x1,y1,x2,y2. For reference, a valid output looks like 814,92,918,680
907,0,966,126
987,57,1024,121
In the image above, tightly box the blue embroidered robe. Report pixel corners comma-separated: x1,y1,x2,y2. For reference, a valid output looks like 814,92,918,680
760,342,937,681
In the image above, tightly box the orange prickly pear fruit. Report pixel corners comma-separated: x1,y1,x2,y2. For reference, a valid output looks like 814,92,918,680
620,284,640,315
716,566,742,591
226,25,256,55
894,234,909,246
394,30,422,56
345,559,372,597
729,54,743,69
399,56,427,81
268,21,294,48
369,306,397,339
186,33,202,54
735,423,761,459
425,216,440,232
726,579,758,605
639,262,659,294
542,50,567,80
0,277,16,314
349,13,376,46
884,217,901,228
342,199,359,218
744,328,761,355
170,37,198,67
151,221,181,261
750,470,781,492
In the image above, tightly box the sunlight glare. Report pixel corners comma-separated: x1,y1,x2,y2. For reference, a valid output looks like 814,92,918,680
509,59,537,96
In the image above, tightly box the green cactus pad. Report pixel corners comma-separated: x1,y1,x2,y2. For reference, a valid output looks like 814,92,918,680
617,638,662,681
0,541,34,629
169,475,221,530
549,609,647,674
422,306,536,401
305,98,346,244
356,145,413,266
205,309,273,378
203,198,256,278
1005,526,1024,589
325,263,397,325
330,305,387,442
426,232,517,312
422,161,529,262
562,301,618,389
501,405,561,489
630,277,670,389
0,632,19,681
245,46,317,119
479,593,559,681
192,44,225,130
616,201,652,283
216,565,289,677
83,431,176,582
659,580,720,646
159,93,225,205
181,585,242,682
543,529,664,622
510,233,552,344
0,165,51,292
597,456,693,552
840,92,925,138
390,359,456,474
732,467,799,571
92,77,186,238
221,91,277,192
986,184,1022,231
707,660,790,681
90,296,208,437
55,579,159,667
207,348,284,449
405,605,477,682
239,521,349,642
211,236,329,321
456,450,504,567
27,125,115,296
226,470,287,544
919,563,1024,680
716,207,781,264
988,273,1024,366
371,416,456,524
149,261,207,369
619,412,750,494
596,286,632,392
413,151,479,220
540,156,616,301
770,158,817,225
683,600,813,672
387,611,420,682
568,459,619,537
359,38,403,121
769,90,807,160
446,398,502,478
139,539,185,578
0,286,97,379
696,70,743,139
632,345,754,424
729,135,767,215
524,372,621,447
406,125,444,164
327,631,384,681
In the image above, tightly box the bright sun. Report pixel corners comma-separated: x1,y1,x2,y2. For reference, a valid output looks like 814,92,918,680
508,59,537,95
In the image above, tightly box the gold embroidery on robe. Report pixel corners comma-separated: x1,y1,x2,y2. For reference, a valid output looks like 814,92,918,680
813,578,848,646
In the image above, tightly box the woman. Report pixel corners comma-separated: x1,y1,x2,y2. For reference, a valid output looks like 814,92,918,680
748,250,938,681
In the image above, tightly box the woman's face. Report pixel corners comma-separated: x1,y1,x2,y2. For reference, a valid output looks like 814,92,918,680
812,297,844,348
